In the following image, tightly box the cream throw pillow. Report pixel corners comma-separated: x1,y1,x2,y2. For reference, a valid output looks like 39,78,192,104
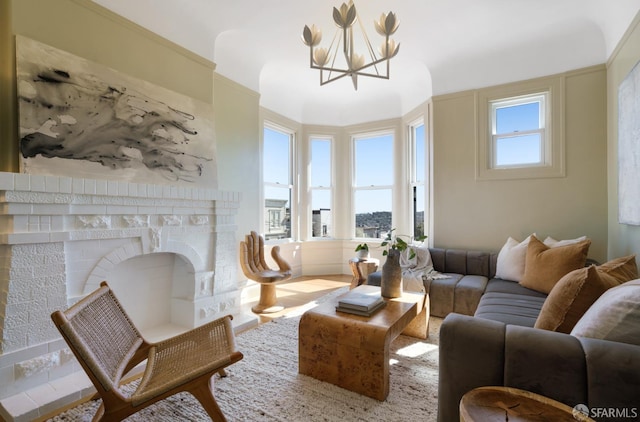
543,235,588,247
571,279,640,346
495,234,535,282
519,235,591,294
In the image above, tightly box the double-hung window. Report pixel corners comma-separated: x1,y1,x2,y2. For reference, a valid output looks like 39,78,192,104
263,124,294,240
477,76,565,180
310,137,332,238
409,119,426,239
353,131,394,239
491,93,547,168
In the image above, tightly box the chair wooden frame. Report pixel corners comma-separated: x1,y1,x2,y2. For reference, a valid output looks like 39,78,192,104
239,231,292,313
51,281,243,421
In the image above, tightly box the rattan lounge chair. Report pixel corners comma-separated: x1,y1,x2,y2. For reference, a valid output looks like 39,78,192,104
239,231,292,313
51,281,243,422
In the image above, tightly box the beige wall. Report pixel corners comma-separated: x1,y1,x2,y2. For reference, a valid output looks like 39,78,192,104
607,13,640,261
214,74,261,242
0,0,18,171
1,0,216,172
432,66,608,263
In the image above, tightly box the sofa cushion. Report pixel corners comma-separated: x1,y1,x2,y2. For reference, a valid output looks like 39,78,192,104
571,279,640,346
535,255,638,333
483,278,547,298
519,235,591,294
474,292,546,327
452,275,489,316
429,273,464,317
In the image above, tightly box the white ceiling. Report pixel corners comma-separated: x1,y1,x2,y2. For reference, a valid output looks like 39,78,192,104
93,0,640,126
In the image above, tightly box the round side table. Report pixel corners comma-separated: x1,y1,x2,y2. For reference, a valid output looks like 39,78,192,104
460,386,594,422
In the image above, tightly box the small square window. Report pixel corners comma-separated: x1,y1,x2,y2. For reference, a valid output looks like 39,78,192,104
476,76,565,180
491,94,547,168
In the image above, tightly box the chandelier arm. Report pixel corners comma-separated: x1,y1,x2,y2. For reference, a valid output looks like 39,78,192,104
326,28,342,81
321,72,390,84
358,13,380,64
320,70,354,85
348,55,391,75
343,25,354,72
313,54,391,75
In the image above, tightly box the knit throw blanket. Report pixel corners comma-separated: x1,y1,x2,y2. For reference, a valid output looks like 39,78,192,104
400,245,449,293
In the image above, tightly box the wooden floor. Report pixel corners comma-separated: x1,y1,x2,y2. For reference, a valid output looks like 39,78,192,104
247,274,351,324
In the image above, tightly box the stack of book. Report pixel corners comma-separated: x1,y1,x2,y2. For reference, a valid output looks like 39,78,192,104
335,288,386,317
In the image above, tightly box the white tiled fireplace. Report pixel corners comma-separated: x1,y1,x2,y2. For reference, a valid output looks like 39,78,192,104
0,171,253,421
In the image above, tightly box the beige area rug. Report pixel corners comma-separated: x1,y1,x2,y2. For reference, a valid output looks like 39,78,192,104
48,287,442,421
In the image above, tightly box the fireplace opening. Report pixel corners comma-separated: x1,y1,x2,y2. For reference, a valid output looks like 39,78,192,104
106,252,195,340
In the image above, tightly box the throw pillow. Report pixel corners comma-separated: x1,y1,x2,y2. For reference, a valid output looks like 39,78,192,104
535,254,638,333
595,254,638,286
495,234,535,282
519,235,591,294
535,265,610,333
571,279,640,346
543,235,588,247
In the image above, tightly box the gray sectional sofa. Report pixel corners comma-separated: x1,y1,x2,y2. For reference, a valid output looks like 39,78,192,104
368,248,640,422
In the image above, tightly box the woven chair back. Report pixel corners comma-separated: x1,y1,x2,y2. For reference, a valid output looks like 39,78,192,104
58,285,144,391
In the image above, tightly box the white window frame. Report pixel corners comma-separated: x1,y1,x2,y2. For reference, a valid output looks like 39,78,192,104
309,135,334,239
263,121,295,241
408,117,426,239
477,76,565,180
490,93,547,168
351,129,395,240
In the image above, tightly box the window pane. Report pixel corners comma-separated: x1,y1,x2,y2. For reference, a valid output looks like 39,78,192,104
311,189,331,237
264,185,291,240
413,186,425,239
355,134,393,186
495,134,541,166
354,189,392,239
414,124,425,184
496,102,540,134
264,127,290,184
311,139,331,187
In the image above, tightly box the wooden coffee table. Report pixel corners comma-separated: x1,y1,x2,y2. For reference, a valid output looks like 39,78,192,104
298,285,428,401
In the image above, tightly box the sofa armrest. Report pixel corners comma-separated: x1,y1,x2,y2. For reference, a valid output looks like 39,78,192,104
438,314,640,422
503,324,587,407
438,313,506,422
580,338,640,416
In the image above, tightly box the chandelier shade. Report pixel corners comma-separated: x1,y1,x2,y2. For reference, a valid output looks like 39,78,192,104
302,1,400,90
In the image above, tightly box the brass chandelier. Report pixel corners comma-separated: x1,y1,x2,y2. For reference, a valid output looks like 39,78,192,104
302,1,400,90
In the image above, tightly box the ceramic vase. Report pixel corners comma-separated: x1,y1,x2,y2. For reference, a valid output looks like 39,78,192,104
381,249,402,298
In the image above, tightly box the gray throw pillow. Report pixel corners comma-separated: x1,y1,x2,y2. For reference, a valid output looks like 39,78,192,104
570,279,640,346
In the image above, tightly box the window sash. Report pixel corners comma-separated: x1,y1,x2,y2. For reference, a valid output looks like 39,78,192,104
352,131,394,239
492,129,545,168
490,93,548,168
310,137,333,238
263,122,294,240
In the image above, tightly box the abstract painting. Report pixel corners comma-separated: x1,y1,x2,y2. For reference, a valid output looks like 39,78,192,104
16,35,217,187
618,59,640,225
